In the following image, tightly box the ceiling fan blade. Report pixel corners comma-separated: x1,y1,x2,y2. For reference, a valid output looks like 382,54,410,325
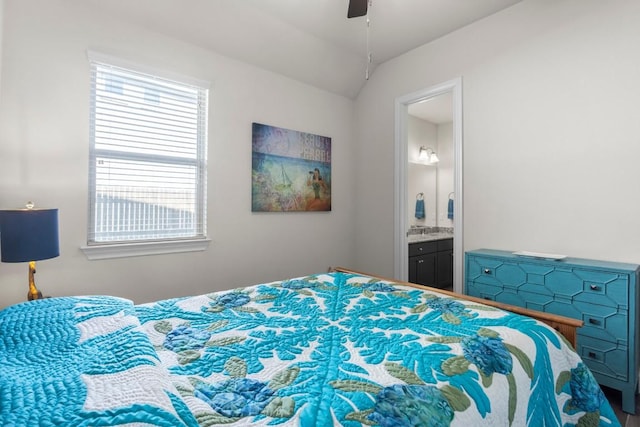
347,0,368,18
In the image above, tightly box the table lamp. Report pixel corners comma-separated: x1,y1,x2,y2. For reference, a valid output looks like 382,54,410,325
0,202,59,300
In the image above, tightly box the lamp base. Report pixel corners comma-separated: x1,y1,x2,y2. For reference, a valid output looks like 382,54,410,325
27,261,44,301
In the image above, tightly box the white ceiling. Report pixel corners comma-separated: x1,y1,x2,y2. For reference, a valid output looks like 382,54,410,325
84,0,522,99
409,92,453,124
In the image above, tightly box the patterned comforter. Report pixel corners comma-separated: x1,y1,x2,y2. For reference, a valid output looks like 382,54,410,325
0,271,621,426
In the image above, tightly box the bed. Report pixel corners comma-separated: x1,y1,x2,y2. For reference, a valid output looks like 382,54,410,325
0,267,620,426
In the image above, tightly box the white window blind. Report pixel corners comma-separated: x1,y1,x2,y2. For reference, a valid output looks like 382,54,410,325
88,56,208,246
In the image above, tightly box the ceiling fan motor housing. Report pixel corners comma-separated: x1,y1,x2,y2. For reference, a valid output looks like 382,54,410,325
347,0,368,18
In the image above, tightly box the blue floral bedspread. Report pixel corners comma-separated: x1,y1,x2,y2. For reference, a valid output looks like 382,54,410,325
0,295,198,426
0,272,621,426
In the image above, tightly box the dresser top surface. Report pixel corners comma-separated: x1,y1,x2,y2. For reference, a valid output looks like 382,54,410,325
467,248,640,273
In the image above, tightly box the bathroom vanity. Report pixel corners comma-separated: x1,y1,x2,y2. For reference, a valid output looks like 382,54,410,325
408,235,453,289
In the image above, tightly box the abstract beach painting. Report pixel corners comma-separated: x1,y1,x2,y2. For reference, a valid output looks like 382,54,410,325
252,123,331,212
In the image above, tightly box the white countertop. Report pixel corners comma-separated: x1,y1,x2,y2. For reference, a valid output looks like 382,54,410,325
408,232,453,243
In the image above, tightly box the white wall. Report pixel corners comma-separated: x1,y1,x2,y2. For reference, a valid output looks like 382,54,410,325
0,0,356,308
354,0,640,278
3,0,639,307
0,0,3,95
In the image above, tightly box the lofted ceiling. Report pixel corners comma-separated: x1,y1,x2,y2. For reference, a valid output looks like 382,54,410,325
84,0,522,99
409,92,453,124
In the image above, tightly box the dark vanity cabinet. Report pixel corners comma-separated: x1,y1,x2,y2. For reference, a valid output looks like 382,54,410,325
409,241,437,286
408,238,453,289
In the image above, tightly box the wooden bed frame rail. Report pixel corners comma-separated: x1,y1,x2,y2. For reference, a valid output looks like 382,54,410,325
330,267,583,348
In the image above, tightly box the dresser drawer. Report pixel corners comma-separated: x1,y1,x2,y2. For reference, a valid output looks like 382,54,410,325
546,300,628,345
545,269,629,309
466,256,526,289
467,281,528,307
467,256,629,309
580,304,627,344
468,280,559,309
578,335,628,381
466,280,490,298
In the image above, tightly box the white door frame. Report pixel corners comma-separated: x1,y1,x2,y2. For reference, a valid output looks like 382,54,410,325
394,78,464,292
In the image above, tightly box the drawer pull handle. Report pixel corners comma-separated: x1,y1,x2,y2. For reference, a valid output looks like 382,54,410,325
588,351,597,359
589,284,601,291
418,247,423,251
418,260,424,264
588,318,601,326
483,269,492,275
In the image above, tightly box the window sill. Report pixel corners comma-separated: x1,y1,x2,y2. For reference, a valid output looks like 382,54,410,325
80,238,211,260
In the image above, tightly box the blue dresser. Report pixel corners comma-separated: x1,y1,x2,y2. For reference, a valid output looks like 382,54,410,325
465,249,640,414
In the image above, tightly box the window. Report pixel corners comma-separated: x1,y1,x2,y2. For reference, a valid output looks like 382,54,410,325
84,53,209,259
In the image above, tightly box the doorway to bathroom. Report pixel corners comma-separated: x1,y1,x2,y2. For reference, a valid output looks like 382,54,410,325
394,78,463,292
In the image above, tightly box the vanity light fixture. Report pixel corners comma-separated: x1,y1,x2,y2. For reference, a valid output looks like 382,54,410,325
418,146,439,164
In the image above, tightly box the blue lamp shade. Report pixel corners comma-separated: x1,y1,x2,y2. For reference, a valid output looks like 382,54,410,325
0,208,59,263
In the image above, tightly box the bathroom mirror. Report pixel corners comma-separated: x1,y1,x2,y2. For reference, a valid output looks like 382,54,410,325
408,92,454,229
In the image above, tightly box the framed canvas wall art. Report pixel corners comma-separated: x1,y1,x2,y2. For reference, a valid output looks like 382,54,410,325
252,123,331,212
